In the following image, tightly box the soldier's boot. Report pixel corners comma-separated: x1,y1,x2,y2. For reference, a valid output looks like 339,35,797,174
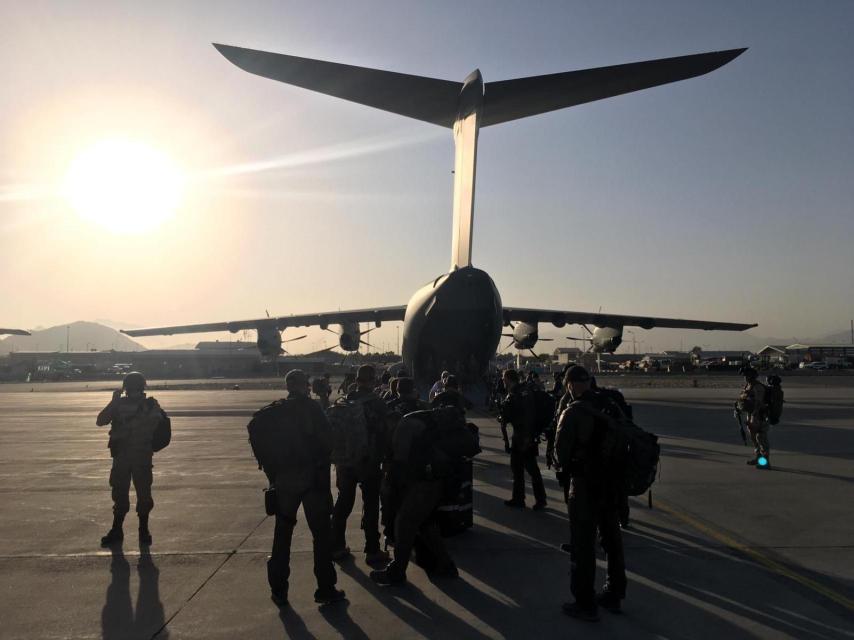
313,587,346,604
746,457,758,466
101,514,125,547
370,563,407,586
138,514,152,546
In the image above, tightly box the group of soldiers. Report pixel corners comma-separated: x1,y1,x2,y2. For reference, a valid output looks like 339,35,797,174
95,358,784,623
97,365,476,608
494,364,631,620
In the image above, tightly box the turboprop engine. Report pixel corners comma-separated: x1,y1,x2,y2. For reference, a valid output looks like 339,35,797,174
256,324,283,357
338,322,361,352
590,326,623,353
511,322,540,349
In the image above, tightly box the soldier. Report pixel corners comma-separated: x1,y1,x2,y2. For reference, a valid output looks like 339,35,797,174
311,376,332,410
737,366,771,469
371,407,477,585
260,369,344,607
555,365,626,621
500,369,547,510
387,377,428,416
430,375,473,414
591,376,633,528
330,365,391,565
97,372,165,547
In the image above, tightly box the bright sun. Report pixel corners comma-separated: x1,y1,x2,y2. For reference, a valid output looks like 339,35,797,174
63,138,184,233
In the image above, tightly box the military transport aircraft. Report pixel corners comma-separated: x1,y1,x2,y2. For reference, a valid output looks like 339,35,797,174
124,45,755,387
0,329,30,336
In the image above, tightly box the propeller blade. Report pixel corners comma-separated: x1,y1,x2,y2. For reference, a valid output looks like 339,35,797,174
538,338,554,342
308,345,338,355
283,334,308,343
360,339,376,349
581,324,593,336
500,340,515,353
323,327,338,334
360,327,377,337
501,333,514,338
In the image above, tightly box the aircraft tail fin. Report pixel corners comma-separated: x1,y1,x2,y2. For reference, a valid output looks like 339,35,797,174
213,44,462,128
481,48,746,127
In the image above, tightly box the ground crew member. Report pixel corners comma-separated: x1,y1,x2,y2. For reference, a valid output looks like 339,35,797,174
429,370,450,402
500,369,547,510
264,369,345,607
97,372,164,547
737,367,771,468
330,365,391,565
555,365,626,621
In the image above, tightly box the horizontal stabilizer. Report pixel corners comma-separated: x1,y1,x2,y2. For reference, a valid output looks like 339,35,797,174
481,48,747,127
213,44,462,128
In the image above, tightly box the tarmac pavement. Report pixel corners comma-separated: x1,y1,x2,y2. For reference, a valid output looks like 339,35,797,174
0,385,852,639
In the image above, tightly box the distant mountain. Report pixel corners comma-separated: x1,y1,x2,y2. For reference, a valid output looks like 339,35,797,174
817,329,854,345
0,321,146,355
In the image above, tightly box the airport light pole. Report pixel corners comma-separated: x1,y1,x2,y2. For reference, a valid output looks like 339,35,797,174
627,330,638,355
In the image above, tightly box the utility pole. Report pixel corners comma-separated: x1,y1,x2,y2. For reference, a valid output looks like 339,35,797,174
66,326,70,352
850,319,853,345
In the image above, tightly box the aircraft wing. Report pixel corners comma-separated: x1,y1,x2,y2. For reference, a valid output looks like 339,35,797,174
503,307,756,332
121,306,408,337
0,328,30,336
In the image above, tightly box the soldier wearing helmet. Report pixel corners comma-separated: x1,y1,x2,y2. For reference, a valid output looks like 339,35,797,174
736,366,771,468
96,371,167,546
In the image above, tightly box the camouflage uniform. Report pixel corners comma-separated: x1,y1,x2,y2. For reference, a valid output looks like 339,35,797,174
738,380,770,459
103,396,164,518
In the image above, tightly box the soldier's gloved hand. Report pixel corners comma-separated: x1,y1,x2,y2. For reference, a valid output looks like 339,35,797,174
112,389,123,402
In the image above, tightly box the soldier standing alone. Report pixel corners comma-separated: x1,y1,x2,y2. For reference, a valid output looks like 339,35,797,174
737,367,771,469
97,372,165,547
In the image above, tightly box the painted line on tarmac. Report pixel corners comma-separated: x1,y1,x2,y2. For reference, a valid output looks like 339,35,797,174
655,499,854,613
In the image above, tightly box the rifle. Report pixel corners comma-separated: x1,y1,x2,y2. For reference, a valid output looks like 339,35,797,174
733,403,748,445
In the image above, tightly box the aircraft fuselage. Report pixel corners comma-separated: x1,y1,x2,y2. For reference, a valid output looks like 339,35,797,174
402,266,502,387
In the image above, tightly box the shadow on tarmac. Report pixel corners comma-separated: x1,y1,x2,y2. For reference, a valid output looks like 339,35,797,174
338,560,494,640
460,451,852,639
101,546,168,640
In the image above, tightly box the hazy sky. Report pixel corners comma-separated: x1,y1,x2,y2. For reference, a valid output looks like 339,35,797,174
2,1,852,353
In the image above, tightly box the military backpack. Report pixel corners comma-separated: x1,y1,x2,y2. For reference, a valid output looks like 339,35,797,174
572,398,660,496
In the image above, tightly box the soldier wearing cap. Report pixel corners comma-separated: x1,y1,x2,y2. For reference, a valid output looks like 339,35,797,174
97,372,166,547
555,365,626,621
737,366,771,468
